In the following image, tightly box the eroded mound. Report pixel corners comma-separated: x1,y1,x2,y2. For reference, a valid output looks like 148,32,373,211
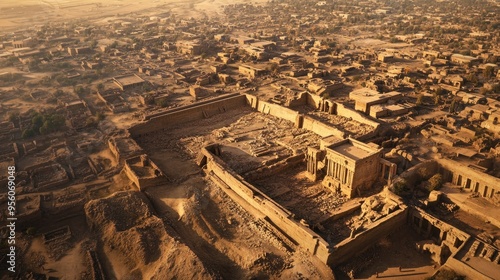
85,191,213,279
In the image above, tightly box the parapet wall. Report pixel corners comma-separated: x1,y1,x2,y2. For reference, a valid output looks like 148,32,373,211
202,145,332,264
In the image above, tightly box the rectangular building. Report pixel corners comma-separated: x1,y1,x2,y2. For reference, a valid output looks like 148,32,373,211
320,139,382,198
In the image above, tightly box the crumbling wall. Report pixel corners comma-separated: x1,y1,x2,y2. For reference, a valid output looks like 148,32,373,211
202,146,332,264
32,163,69,190
244,94,259,109
108,137,144,163
130,94,246,136
123,155,167,191
244,154,305,182
436,158,500,198
286,92,308,107
302,116,345,138
305,92,323,109
335,103,380,129
256,100,299,124
390,160,439,191
408,207,469,254
444,258,494,280
328,205,408,266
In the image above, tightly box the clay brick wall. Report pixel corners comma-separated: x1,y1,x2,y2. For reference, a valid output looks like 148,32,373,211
130,94,247,136
437,158,500,198
302,116,345,138
256,100,299,123
202,147,332,264
335,102,380,129
328,207,408,266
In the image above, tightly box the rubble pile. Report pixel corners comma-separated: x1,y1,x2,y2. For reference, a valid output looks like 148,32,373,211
85,191,213,279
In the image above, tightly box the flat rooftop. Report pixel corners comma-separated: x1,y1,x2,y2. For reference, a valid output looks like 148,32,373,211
113,74,145,86
349,88,402,103
328,139,381,161
334,143,374,160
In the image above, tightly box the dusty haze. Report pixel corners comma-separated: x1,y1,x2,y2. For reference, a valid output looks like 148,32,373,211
0,0,265,32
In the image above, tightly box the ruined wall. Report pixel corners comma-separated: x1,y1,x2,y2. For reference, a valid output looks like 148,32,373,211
244,154,305,182
328,206,408,266
32,163,70,190
123,163,142,189
305,93,323,109
335,103,380,129
202,146,332,264
408,207,469,254
108,139,121,162
302,116,345,138
391,160,439,188
286,92,308,108
256,100,300,124
245,94,259,109
130,94,247,136
436,158,500,198
132,93,378,144
143,93,239,120
246,93,348,138
123,157,167,191
444,258,494,280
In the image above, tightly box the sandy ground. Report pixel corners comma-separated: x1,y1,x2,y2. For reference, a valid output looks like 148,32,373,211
440,184,500,238
0,0,268,32
134,108,335,279
335,226,437,280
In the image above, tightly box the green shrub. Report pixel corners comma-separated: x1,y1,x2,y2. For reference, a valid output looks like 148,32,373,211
392,179,410,196
428,174,443,191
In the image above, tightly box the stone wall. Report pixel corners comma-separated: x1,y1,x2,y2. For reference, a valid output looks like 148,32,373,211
201,145,332,264
302,116,345,138
123,155,168,191
255,99,300,124
408,207,469,254
335,102,380,129
328,205,408,266
130,94,247,136
351,152,383,195
131,93,380,143
436,158,500,198
444,258,494,280
243,154,305,182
